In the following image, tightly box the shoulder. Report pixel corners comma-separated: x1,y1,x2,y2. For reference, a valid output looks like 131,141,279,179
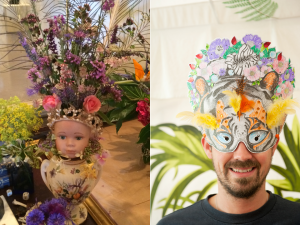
156,200,204,225
273,194,300,210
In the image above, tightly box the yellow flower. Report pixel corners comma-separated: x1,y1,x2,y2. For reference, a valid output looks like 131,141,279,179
80,163,97,179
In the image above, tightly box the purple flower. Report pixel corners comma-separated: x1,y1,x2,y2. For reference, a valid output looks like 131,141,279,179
207,38,230,60
90,60,106,81
47,213,65,225
27,67,42,82
219,68,226,76
74,31,86,39
27,88,38,96
18,33,40,65
242,34,262,49
102,0,115,11
281,68,295,82
65,51,81,65
110,25,118,44
26,209,44,225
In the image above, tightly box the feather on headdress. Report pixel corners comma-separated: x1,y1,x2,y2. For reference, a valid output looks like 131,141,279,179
176,111,218,130
222,90,241,113
266,98,300,129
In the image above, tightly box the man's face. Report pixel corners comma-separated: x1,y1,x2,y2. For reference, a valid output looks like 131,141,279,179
203,138,277,199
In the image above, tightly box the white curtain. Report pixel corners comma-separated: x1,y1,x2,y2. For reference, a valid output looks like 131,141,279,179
150,0,300,224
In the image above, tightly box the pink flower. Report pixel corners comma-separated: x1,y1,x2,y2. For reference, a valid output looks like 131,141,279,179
210,59,227,75
83,95,101,113
244,66,260,81
280,81,294,99
94,150,110,166
260,66,271,77
136,98,150,126
196,62,212,80
42,94,62,111
273,56,288,74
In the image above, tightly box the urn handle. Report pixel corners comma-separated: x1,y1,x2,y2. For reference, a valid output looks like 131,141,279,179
40,159,50,191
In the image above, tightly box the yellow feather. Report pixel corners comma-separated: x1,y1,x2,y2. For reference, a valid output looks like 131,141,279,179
266,98,300,129
222,90,242,113
176,111,218,129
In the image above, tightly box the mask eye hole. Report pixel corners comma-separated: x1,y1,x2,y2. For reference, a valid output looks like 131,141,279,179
217,133,232,144
248,131,268,144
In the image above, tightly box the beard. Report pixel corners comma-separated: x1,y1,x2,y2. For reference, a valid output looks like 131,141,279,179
213,158,271,199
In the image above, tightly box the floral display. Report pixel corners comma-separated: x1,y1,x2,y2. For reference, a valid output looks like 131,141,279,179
0,97,44,168
187,34,295,110
136,98,150,126
26,197,72,225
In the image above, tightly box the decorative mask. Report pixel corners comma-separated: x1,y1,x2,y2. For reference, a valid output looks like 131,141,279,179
178,34,299,153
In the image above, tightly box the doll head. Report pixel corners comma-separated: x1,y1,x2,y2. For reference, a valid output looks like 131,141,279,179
53,120,91,159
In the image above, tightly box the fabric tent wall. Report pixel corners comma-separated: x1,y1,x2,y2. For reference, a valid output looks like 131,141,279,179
150,1,300,224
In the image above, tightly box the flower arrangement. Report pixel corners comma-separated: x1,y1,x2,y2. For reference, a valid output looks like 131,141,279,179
0,96,44,168
188,34,295,110
26,197,72,225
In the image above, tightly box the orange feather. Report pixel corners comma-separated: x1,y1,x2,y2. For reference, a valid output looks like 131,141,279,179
238,95,255,120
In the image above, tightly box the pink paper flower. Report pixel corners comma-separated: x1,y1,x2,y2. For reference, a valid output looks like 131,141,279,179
42,94,61,111
244,66,260,81
273,56,288,74
196,62,212,80
136,98,150,126
260,65,271,77
280,81,294,99
83,95,101,113
94,150,110,166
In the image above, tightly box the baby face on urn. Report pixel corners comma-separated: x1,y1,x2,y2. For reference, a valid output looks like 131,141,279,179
53,120,91,158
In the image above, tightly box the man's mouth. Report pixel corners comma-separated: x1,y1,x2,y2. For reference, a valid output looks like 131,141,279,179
230,167,255,173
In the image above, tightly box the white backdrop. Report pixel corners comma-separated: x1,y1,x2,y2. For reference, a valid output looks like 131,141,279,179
150,0,300,224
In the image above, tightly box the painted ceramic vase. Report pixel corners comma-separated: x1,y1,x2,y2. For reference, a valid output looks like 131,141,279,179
41,158,101,224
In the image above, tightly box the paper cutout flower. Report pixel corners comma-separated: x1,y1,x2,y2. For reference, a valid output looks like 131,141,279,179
207,39,230,60
196,62,212,79
225,44,259,76
279,81,294,99
273,56,288,74
210,59,227,76
260,65,272,77
244,66,260,81
281,69,294,82
242,34,262,49
83,95,101,113
42,94,62,111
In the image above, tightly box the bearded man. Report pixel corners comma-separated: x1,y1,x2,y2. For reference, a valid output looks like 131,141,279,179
157,34,300,225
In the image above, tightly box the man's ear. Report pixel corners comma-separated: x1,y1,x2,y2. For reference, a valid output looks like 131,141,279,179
202,136,212,159
272,136,280,156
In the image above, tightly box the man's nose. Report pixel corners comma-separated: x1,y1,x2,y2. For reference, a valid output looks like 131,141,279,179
233,142,253,161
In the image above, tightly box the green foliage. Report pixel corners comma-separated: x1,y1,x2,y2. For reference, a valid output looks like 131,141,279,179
223,0,278,21
267,115,300,202
151,124,215,216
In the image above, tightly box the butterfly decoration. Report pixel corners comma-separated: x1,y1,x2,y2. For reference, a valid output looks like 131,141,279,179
133,59,150,82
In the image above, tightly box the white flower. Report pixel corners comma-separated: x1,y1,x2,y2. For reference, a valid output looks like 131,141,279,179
225,44,259,76
244,66,260,81
196,62,212,80
260,65,271,77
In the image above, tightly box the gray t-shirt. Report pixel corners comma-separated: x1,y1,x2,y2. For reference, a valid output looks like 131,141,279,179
157,191,300,225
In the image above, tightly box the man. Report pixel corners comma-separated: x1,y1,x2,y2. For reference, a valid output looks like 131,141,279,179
157,34,300,224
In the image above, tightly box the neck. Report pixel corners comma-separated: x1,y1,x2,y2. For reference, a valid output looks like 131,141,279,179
210,181,269,214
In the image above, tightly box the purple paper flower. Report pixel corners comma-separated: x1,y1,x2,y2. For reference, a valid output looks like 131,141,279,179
281,68,295,82
207,38,230,60
219,68,226,76
242,34,262,49
102,0,115,11
47,213,65,225
26,209,44,225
